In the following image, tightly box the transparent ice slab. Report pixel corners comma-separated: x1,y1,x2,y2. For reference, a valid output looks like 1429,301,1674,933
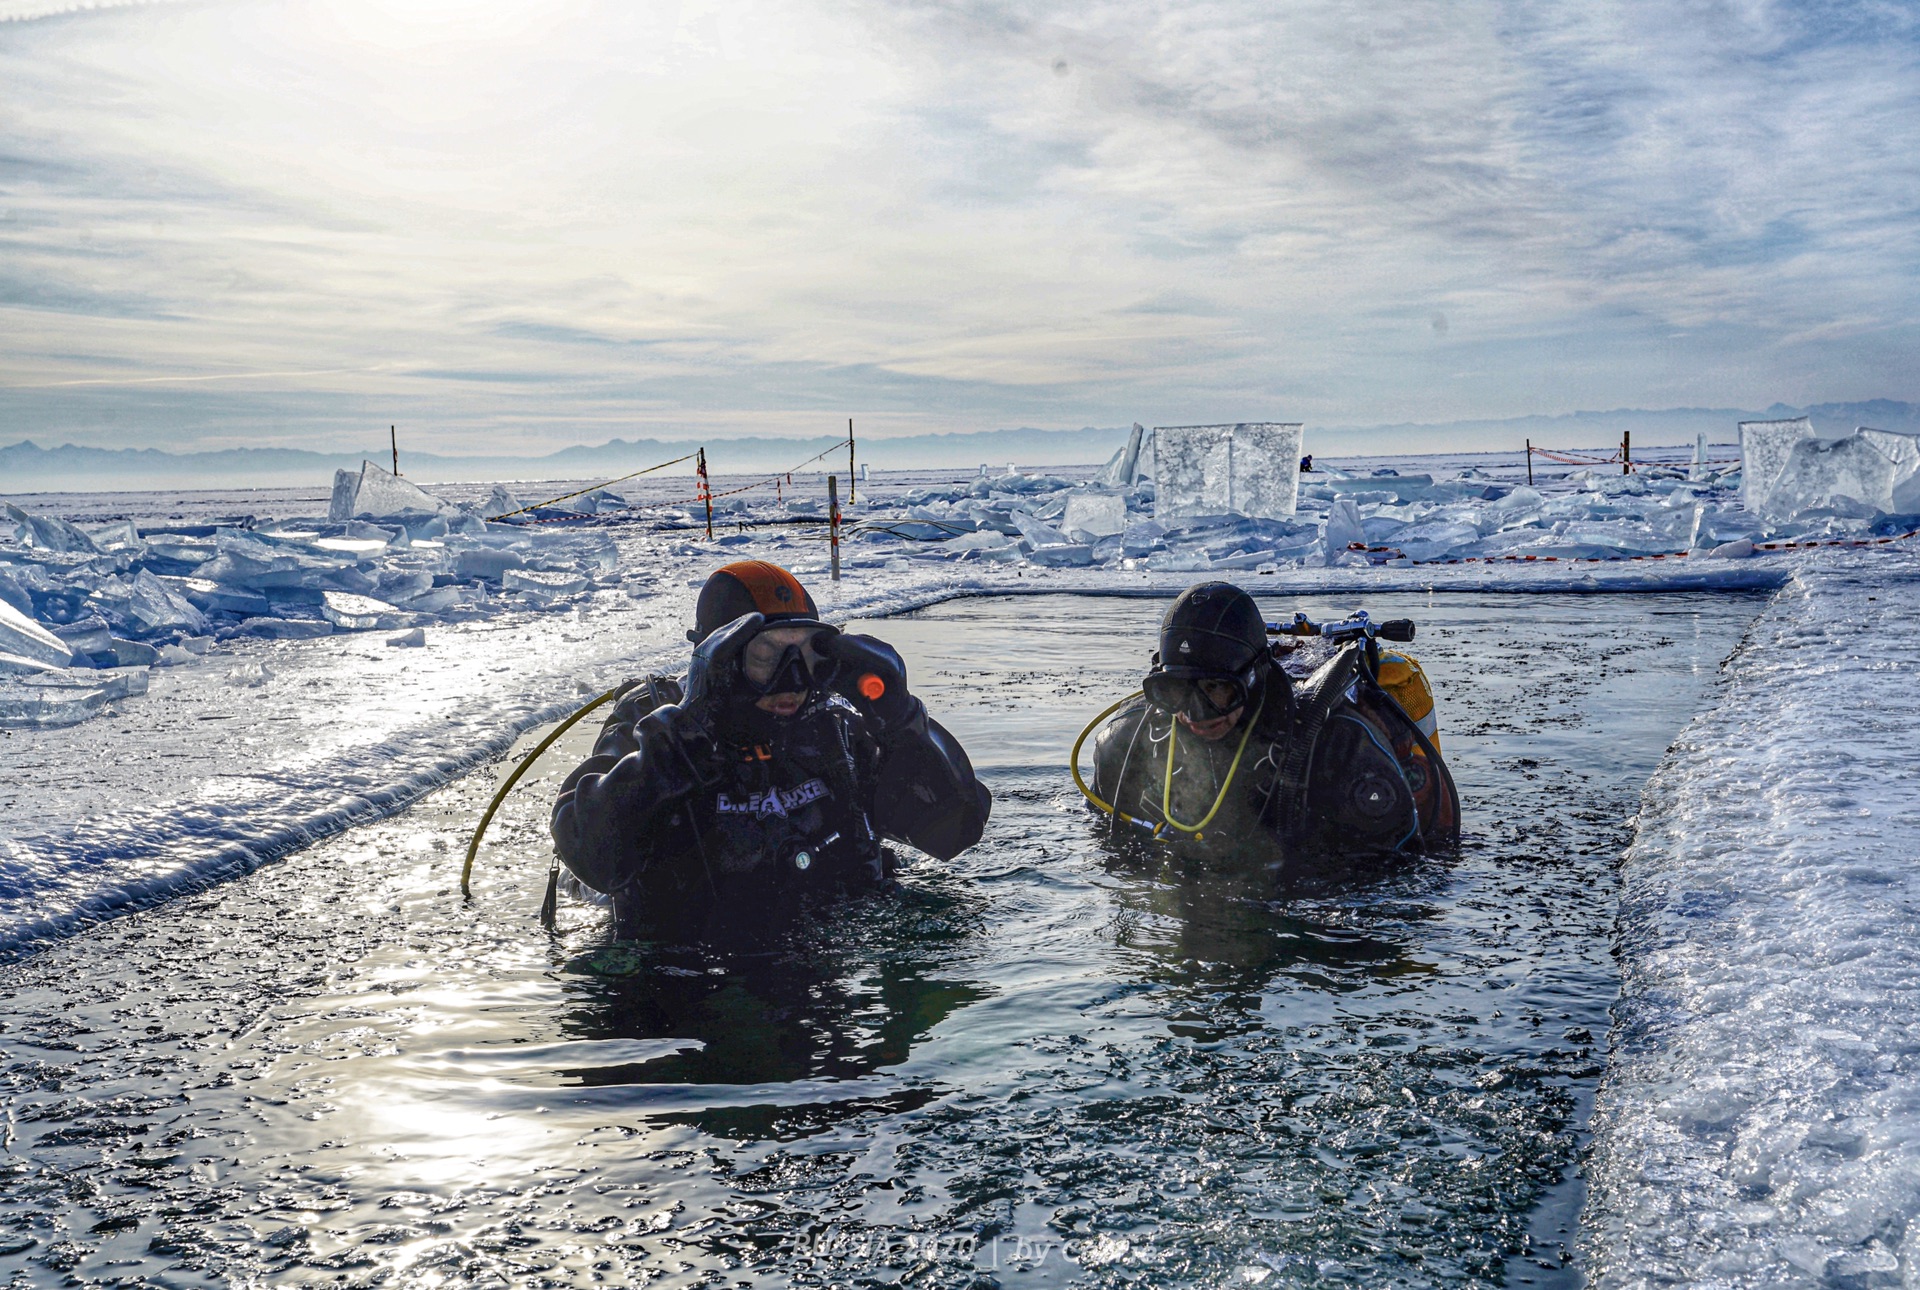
1153,423,1303,523
1061,491,1127,540
1759,433,1898,519
1859,427,1920,512
1739,418,1818,515
0,595,74,667
329,461,448,521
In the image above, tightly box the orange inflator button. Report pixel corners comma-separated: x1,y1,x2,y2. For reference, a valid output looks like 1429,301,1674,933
857,673,886,701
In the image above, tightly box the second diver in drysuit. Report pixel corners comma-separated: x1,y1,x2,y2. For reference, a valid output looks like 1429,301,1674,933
1082,582,1458,866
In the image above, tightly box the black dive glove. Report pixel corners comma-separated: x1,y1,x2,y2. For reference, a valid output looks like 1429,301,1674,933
682,611,763,710
647,610,765,789
819,633,919,732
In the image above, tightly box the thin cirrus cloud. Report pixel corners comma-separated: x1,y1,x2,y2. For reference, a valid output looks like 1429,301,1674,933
0,0,1915,455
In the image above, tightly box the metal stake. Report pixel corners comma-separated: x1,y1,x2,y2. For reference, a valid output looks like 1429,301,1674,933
697,447,714,540
828,474,841,581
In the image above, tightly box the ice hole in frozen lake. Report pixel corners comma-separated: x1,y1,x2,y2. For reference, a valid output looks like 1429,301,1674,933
0,590,1765,1288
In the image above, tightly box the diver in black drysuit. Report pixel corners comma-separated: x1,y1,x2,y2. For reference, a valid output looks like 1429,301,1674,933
551,561,991,939
1088,582,1458,867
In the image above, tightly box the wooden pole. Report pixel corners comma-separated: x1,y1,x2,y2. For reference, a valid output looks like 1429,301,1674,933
1622,430,1632,475
847,418,856,505
390,425,400,476
1525,438,1533,486
827,474,841,582
697,447,714,541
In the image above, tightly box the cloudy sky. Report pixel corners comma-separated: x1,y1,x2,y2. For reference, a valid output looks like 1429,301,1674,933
1,0,1916,454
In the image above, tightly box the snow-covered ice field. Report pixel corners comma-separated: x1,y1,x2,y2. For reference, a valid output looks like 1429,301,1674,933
4,446,1918,1285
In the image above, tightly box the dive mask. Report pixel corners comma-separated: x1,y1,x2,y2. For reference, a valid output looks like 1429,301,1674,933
739,624,840,696
1143,666,1257,721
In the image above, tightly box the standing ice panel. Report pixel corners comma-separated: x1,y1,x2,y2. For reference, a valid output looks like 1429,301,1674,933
1153,423,1303,523
1858,427,1920,512
1738,417,1816,514
1231,423,1305,519
1762,434,1897,517
1096,423,1147,488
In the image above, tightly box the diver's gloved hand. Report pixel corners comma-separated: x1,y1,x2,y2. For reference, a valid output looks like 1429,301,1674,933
638,701,725,792
681,611,764,711
820,633,919,732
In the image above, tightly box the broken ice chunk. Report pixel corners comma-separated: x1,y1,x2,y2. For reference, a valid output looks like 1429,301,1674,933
126,569,208,637
391,586,466,614
2,502,101,554
1062,491,1127,541
503,569,590,602
1153,423,1303,523
1025,543,1095,567
454,548,525,582
1321,499,1365,557
87,519,144,551
95,638,159,668
0,678,113,727
0,651,64,676
1010,511,1070,549
226,660,275,686
1738,418,1818,514
320,591,409,630
165,576,272,618
328,461,448,522
938,530,1012,555
386,627,427,648
482,485,525,519
0,597,72,668
235,617,334,639
1096,423,1149,487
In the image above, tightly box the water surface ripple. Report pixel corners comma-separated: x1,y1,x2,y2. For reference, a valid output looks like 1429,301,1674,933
0,592,1759,1287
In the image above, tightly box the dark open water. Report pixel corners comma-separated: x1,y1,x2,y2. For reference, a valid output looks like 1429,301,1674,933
0,591,1759,1288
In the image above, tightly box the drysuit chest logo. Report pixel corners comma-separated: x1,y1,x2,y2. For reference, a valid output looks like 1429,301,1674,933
715,778,830,820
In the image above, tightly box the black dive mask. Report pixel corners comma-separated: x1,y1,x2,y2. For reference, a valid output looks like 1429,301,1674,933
1143,664,1259,722
739,629,841,697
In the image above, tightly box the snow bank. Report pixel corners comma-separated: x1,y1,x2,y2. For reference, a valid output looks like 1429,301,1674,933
1584,546,1920,1285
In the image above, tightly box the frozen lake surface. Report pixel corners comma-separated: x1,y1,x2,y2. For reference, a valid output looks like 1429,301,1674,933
0,591,1759,1286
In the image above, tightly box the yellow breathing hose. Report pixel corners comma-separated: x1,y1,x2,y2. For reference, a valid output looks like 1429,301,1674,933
1160,692,1265,835
1070,690,1262,842
1070,691,1144,817
461,687,621,898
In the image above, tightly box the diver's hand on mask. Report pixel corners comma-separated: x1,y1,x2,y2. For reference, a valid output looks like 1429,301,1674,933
641,701,725,793
682,611,764,711
819,633,917,731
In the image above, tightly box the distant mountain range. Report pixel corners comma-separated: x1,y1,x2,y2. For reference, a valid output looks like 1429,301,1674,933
4,401,1914,492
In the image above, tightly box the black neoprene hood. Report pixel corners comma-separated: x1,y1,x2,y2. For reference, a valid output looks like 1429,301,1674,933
1158,582,1267,677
